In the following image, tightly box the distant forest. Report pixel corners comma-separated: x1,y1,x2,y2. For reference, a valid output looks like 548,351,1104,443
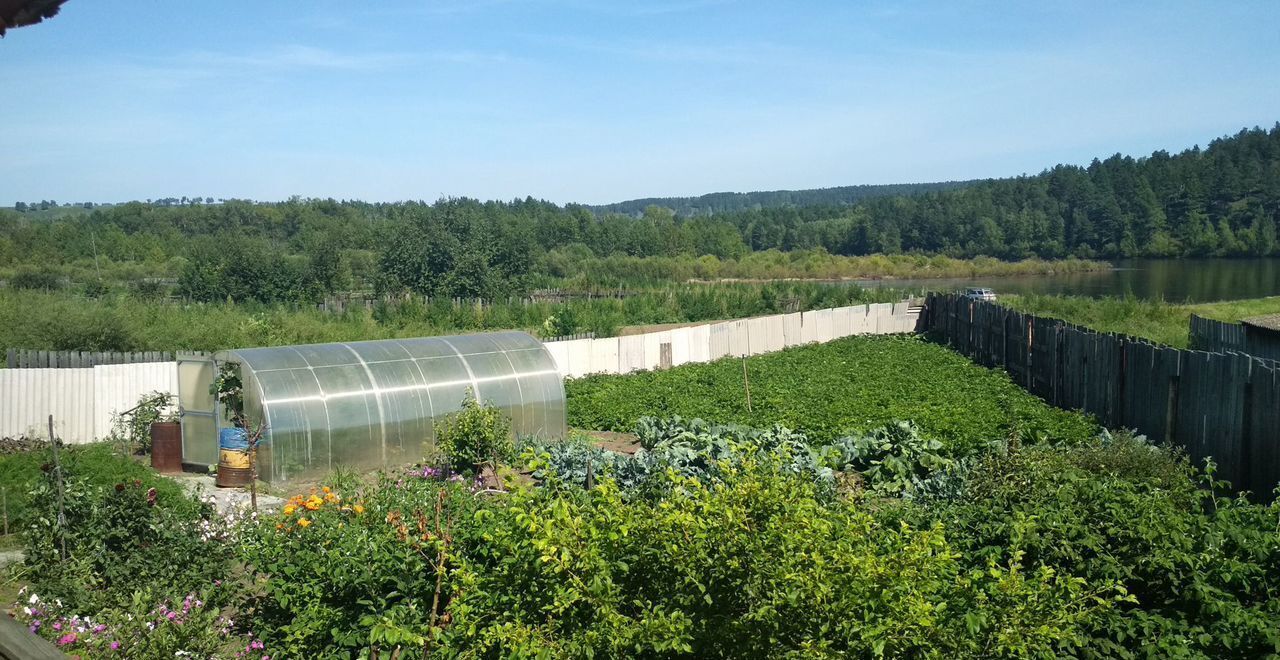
1,124,1278,303
590,181,979,217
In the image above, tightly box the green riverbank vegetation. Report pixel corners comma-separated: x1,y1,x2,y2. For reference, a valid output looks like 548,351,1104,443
1003,294,1280,348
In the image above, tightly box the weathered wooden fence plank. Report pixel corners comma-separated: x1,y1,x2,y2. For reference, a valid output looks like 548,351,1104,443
4,349,177,369
1246,362,1280,497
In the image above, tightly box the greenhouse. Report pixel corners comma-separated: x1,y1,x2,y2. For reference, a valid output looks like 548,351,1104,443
177,332,566,482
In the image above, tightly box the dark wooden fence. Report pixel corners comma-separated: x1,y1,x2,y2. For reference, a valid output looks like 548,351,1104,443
924,293,1280,499
1189,314,1247,353
1190,314,1280,363
5,349,212,369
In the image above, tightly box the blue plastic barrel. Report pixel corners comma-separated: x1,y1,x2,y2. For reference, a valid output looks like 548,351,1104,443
219,427,249,451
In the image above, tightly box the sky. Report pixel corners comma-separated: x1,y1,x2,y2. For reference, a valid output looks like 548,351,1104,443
1,1,1278,206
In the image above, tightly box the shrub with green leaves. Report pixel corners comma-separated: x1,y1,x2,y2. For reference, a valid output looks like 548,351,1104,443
22,472,226,614
108,390,175,454
444,459,1126,657
236,475,484,657
435,391,513,472
906,435,1280,657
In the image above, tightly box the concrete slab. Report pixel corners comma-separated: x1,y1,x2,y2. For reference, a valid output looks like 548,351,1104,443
167,472,284,514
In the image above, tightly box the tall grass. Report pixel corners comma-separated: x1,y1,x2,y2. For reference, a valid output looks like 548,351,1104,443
0,282,908,354
1003,294,1280,347
556,251,1110,286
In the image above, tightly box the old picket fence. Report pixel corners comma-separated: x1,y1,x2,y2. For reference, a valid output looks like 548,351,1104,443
1,301,921,444
6,349,193,369
925,294,1280,498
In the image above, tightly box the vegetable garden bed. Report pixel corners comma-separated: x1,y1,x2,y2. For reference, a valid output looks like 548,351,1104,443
567,335,1097,453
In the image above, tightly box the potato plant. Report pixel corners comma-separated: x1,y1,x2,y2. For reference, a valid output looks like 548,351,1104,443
568,335,1098,453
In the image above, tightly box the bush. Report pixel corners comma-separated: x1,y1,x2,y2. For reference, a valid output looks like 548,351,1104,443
22,459,225,614
235,474,483,657
435,391,513,472
913,436,1280,657
444,460,1124,657
108,391,175,454
0,443,192,546
9,267,62,290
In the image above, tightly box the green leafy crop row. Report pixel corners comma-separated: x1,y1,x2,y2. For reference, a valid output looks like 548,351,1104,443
567,335,1098,453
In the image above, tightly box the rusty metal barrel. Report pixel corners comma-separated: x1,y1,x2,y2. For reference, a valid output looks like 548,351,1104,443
215,427,254,488
149,421,183,473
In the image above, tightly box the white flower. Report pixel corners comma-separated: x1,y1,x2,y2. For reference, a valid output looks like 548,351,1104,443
28,593,39,605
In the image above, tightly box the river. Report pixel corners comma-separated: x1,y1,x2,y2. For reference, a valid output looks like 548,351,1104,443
853,258,1280,303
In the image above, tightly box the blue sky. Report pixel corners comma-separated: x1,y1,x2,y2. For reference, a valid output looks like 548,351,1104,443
2,1,1278,205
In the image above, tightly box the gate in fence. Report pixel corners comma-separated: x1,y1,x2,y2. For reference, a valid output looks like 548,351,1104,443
924,294,1280,500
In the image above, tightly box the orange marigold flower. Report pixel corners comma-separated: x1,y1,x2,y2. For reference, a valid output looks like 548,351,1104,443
353,504,365,515
322,486,331,493
304,495,323,511
283,504,297,515
275,523,285,530
298,518,312,528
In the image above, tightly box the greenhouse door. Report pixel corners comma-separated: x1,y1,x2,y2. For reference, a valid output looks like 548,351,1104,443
176,353,219,467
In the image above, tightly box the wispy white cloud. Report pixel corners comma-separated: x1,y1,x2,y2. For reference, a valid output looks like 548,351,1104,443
527,33,792,65
183,45,415,72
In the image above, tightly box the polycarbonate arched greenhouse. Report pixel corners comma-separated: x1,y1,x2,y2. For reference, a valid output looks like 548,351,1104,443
176,332,566,482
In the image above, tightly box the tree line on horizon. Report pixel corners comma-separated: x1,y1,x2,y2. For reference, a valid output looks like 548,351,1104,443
1,124,1277,304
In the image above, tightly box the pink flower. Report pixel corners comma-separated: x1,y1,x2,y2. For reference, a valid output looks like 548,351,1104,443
92,624,107,634
52,621,62,631
110,641,121,650
56,633,77,646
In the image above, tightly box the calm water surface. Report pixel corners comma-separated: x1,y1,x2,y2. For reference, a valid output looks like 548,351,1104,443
854,259,1280,303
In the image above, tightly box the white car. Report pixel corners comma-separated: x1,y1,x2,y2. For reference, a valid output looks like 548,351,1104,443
964,287,997,302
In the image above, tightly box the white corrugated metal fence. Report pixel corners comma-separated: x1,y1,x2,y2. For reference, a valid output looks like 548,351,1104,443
0,300,919,444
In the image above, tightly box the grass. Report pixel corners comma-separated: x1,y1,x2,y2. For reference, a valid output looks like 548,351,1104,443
566,334,1098,453
562,251,1111,284
0,283,908,354
1002,294,1280,347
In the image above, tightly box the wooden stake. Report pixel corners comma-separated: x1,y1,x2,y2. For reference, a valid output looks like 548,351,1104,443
245,421,265,511
47,415,67,560
425,488,449,658
742,356,753,413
